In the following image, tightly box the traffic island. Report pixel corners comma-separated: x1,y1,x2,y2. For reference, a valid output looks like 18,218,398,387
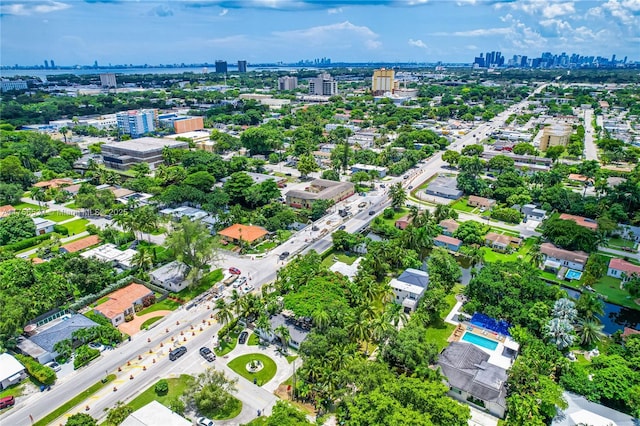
227,354,277,386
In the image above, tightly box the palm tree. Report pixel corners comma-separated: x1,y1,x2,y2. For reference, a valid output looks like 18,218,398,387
388,182,407,210
347,312,372,354
552,298,578,322
30,187,47,213
274,325,290,351
384,302,408,328
214,299,233,329
132,247,153,271
255,313,272,342
544,318,575,351
312,309,330,332
529,239,543,268
576,292,604,322
462,246,483,268
576,319,604,346
230,290,242,316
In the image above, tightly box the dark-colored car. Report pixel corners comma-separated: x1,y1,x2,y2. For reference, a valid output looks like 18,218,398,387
279,252,290,260
239,331,249,344
169,346,187,361
229,267,241,275
368,210,375,216
199,347,215,362
0,396,15,409
338,225,346,230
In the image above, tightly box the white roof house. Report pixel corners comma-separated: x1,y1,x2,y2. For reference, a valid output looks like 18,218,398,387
80,243,137,269
121,400,191,426
0,353,26,390
150,261,189,292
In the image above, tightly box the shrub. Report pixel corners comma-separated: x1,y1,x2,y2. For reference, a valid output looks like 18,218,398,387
490,207,522,224
383,208,395,219
53,224,69,236
155,379,169,396
15,354,57,385
74,345,100,369
142,294,156,307
134,304,143,313
217,318,239,340
124,314,134,322
2,233,52,252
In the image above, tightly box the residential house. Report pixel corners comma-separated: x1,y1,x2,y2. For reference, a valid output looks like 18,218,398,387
395,215,412,230
94,283,154,327
33,217,55,235
0,353,26,390
80,243,137,269
61,183,82,196
121,400,191,426
59,235,101,254
33,178,73,190
521,204,547,222
220,172,287,188
17,314,98,364
256,311,310,350
468,195,496,210
558,213,598,231
540,243,589,272
218,224,269,246
485,232,522,252
389,268,429,313
351,163,387,178
434,235,463,252
618,224,640,242
0,205,16,218
150,261,190,292
552,392,637,426
607,258,640,282
425,175,463,200
439,219,459,236
285,179,355,209
568,173,593,186
438,342,509,418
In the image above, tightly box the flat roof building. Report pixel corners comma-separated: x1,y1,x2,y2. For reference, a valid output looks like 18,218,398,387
116,109,156,138
425,175,463,200
285,179,355,209
540,123,572,151
101,137,188,170
309,73,338,96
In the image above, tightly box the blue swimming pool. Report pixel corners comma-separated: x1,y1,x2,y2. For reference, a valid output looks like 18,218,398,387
462,332,499,350
565,269,583,280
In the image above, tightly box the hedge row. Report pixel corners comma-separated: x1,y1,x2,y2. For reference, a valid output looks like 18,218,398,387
53,224,69,236
74,345,100,370
2,233,52,252
217,318,239,340
15,354,57,385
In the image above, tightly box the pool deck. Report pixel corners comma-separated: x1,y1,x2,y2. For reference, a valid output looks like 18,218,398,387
449,322,517,370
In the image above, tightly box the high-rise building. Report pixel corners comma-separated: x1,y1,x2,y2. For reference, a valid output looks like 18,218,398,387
237,60,247,73
539,123,572,151
44,60,49,69
100,73,117,88
215,60,228,74
371,68,395,95
278,76,298,91
116,109,157,138
50,60,55,68
308,73,338,96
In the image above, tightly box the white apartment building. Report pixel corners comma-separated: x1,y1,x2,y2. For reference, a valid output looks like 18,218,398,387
278,76,298,91
116,109,156,138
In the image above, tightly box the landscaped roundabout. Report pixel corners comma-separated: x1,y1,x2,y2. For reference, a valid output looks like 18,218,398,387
227,353,277,386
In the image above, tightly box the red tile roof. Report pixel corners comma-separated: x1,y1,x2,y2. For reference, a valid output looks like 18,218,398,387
435,234,462,246
0,205,15,218
217,224,268,243
608,258,640,276
95,283,152,319
60,235,101,253
559,213,598,230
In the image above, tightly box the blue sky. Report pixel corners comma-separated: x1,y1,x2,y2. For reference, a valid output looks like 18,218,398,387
1,0,638,66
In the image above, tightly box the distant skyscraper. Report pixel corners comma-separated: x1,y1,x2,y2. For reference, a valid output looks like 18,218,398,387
278,76,298,91
215,60,227,74
50,60,55,68
44,60,49,69
116,109,156,138
237,60,247,73
371,68,395,95
100,73,117,88
308,73,338,96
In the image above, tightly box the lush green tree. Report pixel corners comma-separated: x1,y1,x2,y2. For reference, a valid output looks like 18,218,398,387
545,318,575,350
427,248,461,292
461,144,483,156
541,217,598,252
165,217,219,284
453,220,487,245
105,402,132,426
545,145,566,162
310,199,333,221
0,211,36,245
184,171,216,192
488,154,515,174
381,323,438,375
576,319,604,346
65,413,97,426
575,292,604,322
240,126,282,154
388,182,406,210
442,150,460,167
223,171,254,205
259,401,312,425
186,369,238,416
512,143,537,155
321,169,340,181
297,154,319,178
0,155,34,188
0,183,23,205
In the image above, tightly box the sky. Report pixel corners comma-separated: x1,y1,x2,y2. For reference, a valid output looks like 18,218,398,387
0,0,638,66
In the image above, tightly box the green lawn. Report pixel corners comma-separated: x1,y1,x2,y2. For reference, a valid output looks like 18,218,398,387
12,202,39,211
140,316,164,330
247,332,260,346
450,198,475,213
424,319,456,352
245,240,278,254
227,353,277,386
127,375,193,412
137,298,181,316
286,355,298,364
593,275,639,310
607,237,636,249
321,250,359,268
215,332,240,356
61,218,89,235
150,226,167,236
92,296,110,307
481,238,534,263
379,207,409,228
33,374,115,426
0,377,38,398
443,284,464,314
41,212,75,222
171,269,223,302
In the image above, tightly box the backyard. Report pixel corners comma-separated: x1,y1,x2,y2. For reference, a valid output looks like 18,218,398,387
61,218,89,235
607,237,637,250
592,275,639,310
40,212,75,223
481,237,535,263
321,250,360,268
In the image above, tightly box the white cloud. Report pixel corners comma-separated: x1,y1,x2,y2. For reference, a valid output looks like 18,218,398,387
219,8,228,15
1,0,70,16
408,38,428,49
603,0,639,26
495,0,575,19
273,21,381,49
327,7,342,14
432,27,511,37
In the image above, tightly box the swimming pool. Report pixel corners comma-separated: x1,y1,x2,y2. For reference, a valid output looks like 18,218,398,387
565,269,583,280
462,332,499,350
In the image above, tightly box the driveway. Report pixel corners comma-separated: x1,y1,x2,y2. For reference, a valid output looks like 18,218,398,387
118,310,173,336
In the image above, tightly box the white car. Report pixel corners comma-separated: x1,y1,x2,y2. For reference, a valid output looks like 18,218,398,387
242,285,254,294
233,277,247,288
197,417,215,426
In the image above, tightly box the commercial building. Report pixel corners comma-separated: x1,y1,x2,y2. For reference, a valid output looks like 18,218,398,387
0,353,26,390
350,163,387,178
278,76,298,91
172,116,204,134
116,109,157,138
100,73,117,88
122,400,191,426
539,123,572,151
308,73,338,96
237,60,247,73
425,175,463,200
101,137,188,170
1,79,28,92
389,268,429,313
94,283,154,327
371,68,395,95
285,179,355,209
215,60,228,74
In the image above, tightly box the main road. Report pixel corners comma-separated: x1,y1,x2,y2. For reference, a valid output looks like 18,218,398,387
2,84,545,426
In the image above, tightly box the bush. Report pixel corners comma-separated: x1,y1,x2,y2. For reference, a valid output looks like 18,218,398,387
142,294,156,307
74,345,100,369
53,224,69,236
134,304,143,313
124,314,134,322
217,318,239,340
2,233,52,252
383,208,395,219
490,207,522,224
155,379,169,396
15,354,57,385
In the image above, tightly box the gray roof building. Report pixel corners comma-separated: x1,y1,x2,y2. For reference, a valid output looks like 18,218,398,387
101,137,188,170
552,392,637,426
397,268,429,288
425,175,463,200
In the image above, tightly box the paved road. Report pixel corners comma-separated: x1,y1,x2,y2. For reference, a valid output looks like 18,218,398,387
583,108,599,161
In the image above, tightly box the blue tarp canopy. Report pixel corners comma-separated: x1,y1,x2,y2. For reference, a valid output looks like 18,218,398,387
470,312,511,336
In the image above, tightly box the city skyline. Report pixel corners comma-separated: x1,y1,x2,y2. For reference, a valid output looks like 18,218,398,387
0,0,639,65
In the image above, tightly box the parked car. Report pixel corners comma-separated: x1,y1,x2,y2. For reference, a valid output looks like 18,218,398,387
199,347,215,362
0,396,15,409
338,225,346,230
279,251,290,260
233,276,247,288
358,202,367,208
45,361,61,372
242,285,254,294
169,346,187,361
239,331,249,344
88,342,105,352
408,186,414,189
368,210,376,216
197,417,215,426
229,267,241,275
